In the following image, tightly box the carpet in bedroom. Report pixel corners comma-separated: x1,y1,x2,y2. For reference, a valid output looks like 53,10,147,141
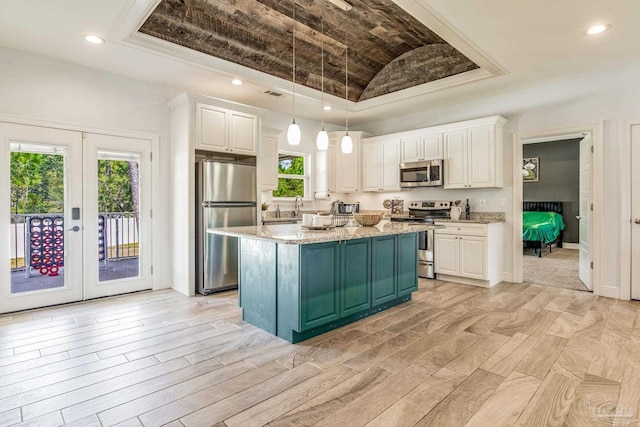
522,248,589,292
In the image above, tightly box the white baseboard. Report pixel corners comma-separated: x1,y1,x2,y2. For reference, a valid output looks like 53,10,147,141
563,243,579,250
502,272,514,283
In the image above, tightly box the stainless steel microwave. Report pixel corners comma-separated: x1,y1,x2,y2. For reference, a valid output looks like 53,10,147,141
399,159,443,188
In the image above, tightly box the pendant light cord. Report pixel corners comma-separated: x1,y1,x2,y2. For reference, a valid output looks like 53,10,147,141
292,0,296,118
320,15,325,128
344,11,349,132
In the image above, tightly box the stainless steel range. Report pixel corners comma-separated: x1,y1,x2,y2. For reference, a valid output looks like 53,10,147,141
391,200,451,279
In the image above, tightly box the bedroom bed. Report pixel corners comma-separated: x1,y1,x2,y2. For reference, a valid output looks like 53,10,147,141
523,201,565,257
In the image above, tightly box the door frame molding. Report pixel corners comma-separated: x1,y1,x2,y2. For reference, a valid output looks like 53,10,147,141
621,117,640,300
512,122,605,296
0,112,161,293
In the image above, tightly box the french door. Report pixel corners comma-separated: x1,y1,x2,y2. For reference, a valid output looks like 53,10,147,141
1,122,153,313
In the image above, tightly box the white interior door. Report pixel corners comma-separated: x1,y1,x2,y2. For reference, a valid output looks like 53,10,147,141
579,135,592,289
83,133,153,300
631,126,640,300
1,122,84,313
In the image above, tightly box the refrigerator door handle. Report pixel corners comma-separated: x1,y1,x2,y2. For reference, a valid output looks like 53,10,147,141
202,201,257,208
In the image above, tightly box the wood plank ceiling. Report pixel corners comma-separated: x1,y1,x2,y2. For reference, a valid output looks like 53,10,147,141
139,0,479,102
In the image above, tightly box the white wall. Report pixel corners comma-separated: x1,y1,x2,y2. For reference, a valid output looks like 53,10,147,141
0,46,178,289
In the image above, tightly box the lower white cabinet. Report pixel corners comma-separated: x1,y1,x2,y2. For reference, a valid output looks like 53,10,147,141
434,222,503,287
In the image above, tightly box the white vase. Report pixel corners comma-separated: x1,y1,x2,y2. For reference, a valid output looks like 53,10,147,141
450,206,461,220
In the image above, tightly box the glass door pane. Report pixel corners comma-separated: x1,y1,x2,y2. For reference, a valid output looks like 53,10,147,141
83,133,152,300
10,148,66,294
97,155,141,282
1,123,83,313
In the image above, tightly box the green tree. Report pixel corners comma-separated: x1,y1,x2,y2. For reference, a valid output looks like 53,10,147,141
97,160,135,212
10,153,136,214
10,152,64,214
273,155,305,197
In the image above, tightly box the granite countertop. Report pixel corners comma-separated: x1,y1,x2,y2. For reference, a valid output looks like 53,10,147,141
426,212,505,224
208,220,444,245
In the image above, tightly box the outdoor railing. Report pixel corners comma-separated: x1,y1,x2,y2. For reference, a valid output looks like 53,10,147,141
10,212,139,273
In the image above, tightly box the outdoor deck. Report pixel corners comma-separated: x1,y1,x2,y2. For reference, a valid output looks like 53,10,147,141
10,212,139,294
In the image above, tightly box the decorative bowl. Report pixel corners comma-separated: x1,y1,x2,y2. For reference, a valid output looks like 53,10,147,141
352,211,385,227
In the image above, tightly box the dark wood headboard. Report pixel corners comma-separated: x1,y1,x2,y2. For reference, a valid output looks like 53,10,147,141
523,201,563,216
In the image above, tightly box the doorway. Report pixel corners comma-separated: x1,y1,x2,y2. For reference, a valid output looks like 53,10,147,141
521,135,590,291
1,122,154,313
513,123,603,295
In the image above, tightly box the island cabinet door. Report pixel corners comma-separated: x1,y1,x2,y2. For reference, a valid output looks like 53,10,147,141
371,235,398,305
397,233,418,296
340,238,371,317
299,242,341,331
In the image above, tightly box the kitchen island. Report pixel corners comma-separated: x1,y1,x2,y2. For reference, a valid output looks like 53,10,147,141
208,221,442,343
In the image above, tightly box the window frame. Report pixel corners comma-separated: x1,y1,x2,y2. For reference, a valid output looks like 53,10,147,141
272,150,310,200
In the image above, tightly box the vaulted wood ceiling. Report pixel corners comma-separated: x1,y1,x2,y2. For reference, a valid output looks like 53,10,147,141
139,0,479,102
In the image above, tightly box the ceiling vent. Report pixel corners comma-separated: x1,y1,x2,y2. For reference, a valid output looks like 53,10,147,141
264,90,284,97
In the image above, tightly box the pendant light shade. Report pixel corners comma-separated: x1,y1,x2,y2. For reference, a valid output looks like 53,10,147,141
316,128,329,150
287,0,300,146
341,132,353,154
288,119,301,145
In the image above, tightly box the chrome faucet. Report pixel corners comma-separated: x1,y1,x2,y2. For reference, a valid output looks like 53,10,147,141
294,195,303,217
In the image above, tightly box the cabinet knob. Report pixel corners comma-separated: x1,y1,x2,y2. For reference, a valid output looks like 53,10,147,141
635,218,640,224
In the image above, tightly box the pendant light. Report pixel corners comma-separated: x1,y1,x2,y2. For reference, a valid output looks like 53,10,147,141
316,14,329,151
287,0,301,145
340,11,353,154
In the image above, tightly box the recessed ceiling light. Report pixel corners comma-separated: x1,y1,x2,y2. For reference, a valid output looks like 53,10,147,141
231,79,243,86
323,105,332,111
587,24,609,35
84,34,105,44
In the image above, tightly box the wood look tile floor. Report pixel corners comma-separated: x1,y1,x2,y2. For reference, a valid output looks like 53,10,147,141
1,280,639,427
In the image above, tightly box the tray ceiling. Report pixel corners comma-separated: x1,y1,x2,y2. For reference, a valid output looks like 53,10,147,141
139,0,479,102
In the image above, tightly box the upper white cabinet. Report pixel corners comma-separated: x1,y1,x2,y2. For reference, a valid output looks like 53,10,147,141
400,131,443,163
361,137,401,192
443,116,505,189
330,131,369,193
196,103,257,155
259,128,279,192
326,144,336,193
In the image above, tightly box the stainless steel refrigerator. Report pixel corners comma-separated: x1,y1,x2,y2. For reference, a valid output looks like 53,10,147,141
196,160,257,294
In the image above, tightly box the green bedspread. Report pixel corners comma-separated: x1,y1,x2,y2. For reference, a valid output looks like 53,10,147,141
522,211,565,244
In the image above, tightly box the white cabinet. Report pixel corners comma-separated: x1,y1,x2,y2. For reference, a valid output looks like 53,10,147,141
315,143,335,194
195,103,257,155
259,128,279,191
443,116,505,189
361,138,400,192
327,144,335,193
330,131,369,193
400,132,443,162
434,222,503,287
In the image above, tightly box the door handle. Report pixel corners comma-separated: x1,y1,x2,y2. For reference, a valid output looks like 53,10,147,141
635,218,640,224
67,226,80,232
576,216,581,220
